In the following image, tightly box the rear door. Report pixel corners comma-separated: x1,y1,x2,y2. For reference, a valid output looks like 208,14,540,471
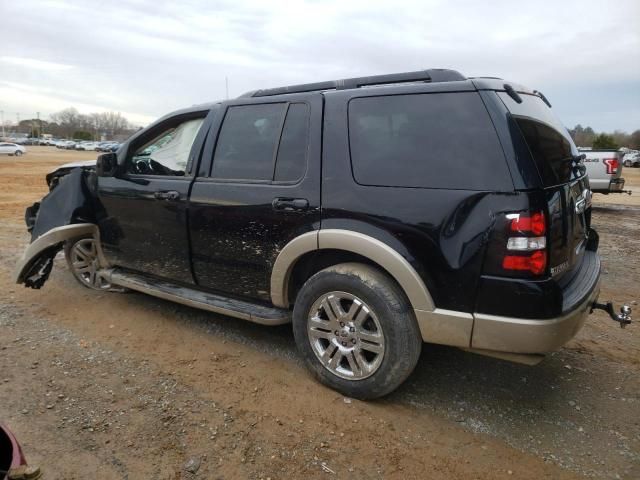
498,92,590,276
189,94,322,303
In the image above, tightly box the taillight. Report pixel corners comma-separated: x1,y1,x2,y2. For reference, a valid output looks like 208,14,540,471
510,211,545,236
503,251,547,275
603,158,618,174
502,211,548,276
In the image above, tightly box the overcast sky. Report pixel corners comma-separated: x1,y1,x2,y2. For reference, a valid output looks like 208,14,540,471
1,0,638,131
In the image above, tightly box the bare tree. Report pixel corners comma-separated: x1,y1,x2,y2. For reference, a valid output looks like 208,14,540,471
49,108,134,139
49,108,81,138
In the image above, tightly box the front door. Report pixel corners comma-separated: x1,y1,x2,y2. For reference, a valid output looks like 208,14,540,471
97,111,209,284
189,95,322,303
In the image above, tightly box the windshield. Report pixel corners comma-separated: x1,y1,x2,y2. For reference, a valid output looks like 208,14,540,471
499,92,581,187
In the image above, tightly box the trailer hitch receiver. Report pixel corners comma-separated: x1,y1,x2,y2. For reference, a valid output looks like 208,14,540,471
591,301,632,328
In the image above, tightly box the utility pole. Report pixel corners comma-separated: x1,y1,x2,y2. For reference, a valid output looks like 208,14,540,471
0,110,4,138
37,111,41,137
225,76,229,100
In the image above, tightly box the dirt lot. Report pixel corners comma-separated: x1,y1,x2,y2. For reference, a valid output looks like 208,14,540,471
1,147,638,479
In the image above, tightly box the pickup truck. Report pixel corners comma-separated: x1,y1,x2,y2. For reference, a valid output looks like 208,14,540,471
581,149,629,194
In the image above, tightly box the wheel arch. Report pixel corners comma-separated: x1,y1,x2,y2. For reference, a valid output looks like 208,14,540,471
270,229,435,313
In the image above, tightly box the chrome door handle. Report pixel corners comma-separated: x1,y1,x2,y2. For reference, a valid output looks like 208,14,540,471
272,197,309,211
154,190,180,201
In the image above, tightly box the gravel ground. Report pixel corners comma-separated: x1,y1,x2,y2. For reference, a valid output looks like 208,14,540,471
0,148,638,479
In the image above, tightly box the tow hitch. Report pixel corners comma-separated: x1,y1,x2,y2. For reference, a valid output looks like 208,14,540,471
591,301,633,328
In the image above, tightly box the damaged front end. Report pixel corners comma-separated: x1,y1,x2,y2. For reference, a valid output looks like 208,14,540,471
14,167,102,289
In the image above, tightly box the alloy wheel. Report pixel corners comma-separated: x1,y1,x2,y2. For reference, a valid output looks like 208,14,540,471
307,291,385,380
69,238,110,290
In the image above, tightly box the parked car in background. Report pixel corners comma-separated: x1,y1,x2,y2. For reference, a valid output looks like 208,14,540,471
623,151,640,168
75,142,98,151
581,149,628,194
96,142,120,152
0,142,26,156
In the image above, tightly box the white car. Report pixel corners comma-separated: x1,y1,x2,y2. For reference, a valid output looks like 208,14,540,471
0,142,26,156
75,142,98,151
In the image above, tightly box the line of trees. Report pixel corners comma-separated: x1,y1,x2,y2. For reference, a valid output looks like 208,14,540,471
569,125,640,150
10,108,139,141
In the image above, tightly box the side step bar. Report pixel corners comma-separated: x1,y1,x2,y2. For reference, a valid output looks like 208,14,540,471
104,269,291,326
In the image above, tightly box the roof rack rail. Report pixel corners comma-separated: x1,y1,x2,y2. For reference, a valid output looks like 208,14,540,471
244,69,466,98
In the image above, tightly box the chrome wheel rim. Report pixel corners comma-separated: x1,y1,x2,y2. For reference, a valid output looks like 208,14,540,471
70,238,110,290
307,291,385,380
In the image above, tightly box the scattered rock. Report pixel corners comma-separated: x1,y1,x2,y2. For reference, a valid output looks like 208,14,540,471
184,457,201,474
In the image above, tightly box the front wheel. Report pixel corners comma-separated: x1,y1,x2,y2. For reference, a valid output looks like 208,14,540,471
292,263,422,399
64,236,112,290
14,150,23,156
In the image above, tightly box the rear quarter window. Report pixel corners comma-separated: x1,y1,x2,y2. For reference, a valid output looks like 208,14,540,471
348,92,512,190
498,92,579,187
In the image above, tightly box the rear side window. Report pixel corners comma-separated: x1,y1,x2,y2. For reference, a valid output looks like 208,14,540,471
348,93,511,190
274,103,309,182
498,92,579,187
212,103,309,182
212,103,286,180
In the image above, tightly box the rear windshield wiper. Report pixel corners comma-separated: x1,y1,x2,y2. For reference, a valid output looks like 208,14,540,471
533,90,552,108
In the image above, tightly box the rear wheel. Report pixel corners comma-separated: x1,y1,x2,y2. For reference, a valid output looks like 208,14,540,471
624,159,632,167
292,263,422,399
64,236,111,290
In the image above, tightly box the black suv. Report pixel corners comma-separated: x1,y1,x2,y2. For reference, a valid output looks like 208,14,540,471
16,69,627,399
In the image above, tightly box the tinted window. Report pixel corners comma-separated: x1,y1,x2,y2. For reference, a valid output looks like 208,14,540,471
212,103,286,180
274,103,309,182
498,92,579,187
348,93,511,190
128,117,204,176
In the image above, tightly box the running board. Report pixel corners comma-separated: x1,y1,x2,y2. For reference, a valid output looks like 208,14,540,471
104,269,291,326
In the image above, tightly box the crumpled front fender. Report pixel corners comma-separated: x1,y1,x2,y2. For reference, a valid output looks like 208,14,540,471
14,223,98,286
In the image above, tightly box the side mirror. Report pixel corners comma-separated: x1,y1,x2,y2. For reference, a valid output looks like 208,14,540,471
96,153,119,177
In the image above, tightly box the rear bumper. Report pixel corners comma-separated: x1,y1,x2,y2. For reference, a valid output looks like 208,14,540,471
471,281,599,354
470,250,601,354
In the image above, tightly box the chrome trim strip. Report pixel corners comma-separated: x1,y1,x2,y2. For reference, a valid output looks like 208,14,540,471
14,223,99,283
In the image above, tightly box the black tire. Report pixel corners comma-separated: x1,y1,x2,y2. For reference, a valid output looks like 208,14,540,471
14,150,22,156
292,262,422,399
624,160,632,167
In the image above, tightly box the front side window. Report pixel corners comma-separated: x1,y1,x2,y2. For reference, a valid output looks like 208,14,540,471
128,117,204,176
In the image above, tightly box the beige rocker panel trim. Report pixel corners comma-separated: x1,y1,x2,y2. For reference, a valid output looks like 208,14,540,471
14,223,108,283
